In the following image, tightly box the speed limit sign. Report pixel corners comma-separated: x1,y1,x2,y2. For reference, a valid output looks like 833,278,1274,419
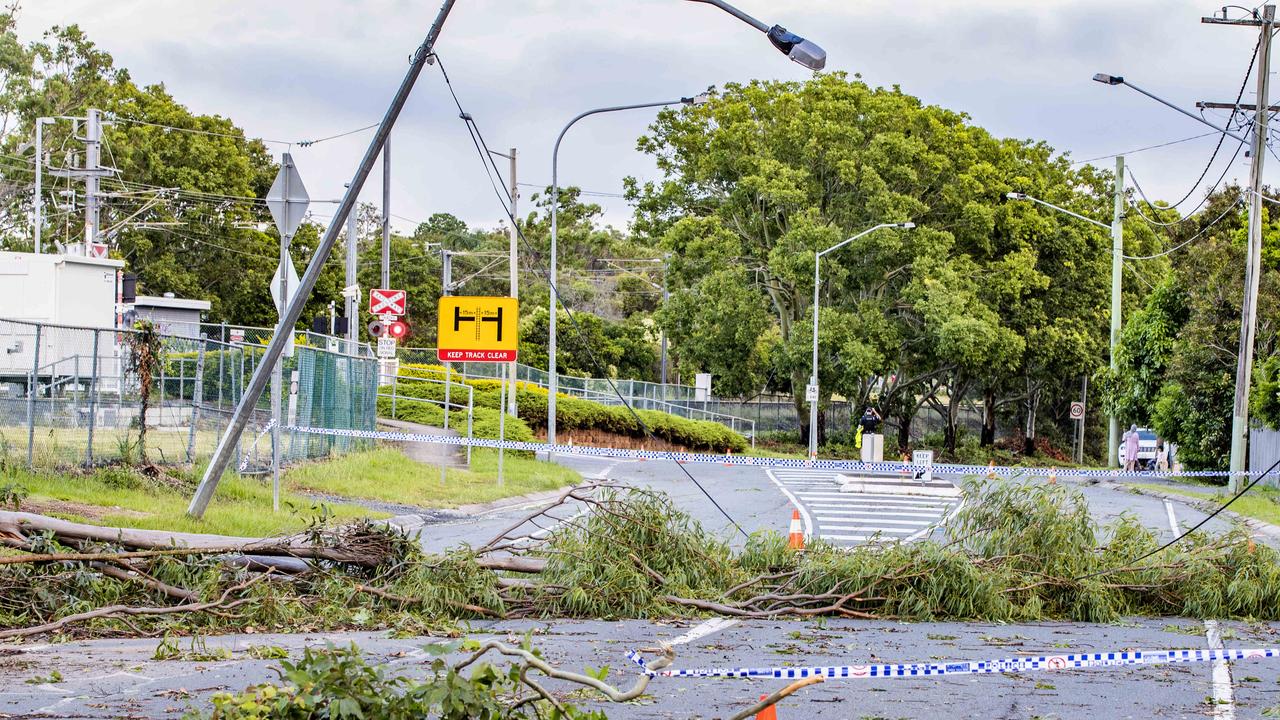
1069,402,1086,420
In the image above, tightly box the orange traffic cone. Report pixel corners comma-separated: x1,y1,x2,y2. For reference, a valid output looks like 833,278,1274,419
756,694,777,720
1048,470,1057,485
987,460,997,479
724,448,734,466
787,509,805,550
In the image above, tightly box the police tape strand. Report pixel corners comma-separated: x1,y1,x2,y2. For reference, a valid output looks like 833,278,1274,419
622,647,1280,680
237,419,278,472
281,424,1267,480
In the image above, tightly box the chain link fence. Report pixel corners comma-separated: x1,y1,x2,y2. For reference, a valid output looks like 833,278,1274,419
0,318,378,472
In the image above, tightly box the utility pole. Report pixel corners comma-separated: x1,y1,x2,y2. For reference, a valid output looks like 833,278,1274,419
382,137,391,289
487,146,520,416
33,118,53,254
1204,5,1274,490
84,108,101,254
1108,155,1124,468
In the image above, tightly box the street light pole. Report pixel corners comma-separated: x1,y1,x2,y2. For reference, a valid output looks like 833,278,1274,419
549,99,696,455
809,223,914,461
33,118,53,254
1005,191,1117,465
488,146,520,417
1093,66,1268,481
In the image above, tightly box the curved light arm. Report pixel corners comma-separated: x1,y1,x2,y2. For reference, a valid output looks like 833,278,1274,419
1093,74,1250,144
817,222,915,259
1006,192,1110,230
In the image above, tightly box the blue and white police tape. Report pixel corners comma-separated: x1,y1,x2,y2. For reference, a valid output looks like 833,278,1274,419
237,419,278,472
623,646,1280,680
282,425,1266,480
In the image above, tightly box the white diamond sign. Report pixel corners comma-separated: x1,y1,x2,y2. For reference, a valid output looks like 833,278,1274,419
265,153,309,240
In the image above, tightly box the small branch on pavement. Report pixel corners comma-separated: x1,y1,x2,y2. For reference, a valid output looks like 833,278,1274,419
729,676,825,720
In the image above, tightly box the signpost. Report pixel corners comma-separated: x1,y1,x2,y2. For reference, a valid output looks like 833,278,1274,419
1070,401,1087,464
1070,401,1086,421
436,296,519,362
438,296,519,485
264,153,309,513
377,337,397,359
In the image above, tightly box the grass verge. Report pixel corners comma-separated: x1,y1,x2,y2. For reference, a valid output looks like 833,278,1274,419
1130,482,1280,527
4,463,381,536
286,447,580,509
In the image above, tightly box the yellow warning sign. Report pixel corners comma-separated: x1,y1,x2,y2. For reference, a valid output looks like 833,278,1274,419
437,296,519,362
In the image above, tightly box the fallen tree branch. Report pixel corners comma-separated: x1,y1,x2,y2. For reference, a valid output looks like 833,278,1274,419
0,574,268,640
455,640,674,703
90,561,198,603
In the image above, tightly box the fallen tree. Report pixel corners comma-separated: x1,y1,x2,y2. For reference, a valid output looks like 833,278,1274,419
2,478,1279,641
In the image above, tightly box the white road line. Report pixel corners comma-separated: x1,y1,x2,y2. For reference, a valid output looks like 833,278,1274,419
764,467,813,540
903,494,967,543
1164,499,1180,537
668,617,740,646
818,524,918,533
816,517,934,527
1204,620,1235,720
814,504,947,515
797,491,952,502
821,534,874,541
806,500,956,509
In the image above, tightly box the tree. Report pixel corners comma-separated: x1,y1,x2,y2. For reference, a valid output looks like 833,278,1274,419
659,266,772,398
633,72,1110,448
519,307,657,381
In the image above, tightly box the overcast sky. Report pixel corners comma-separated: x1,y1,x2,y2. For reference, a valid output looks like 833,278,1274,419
16,0,1270,235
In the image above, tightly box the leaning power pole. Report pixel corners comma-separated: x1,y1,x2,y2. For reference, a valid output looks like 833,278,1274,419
1204,5,1273,490
189,0,459,518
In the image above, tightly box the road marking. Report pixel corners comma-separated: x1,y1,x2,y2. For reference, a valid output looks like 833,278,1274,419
813,509,943,519
796,491,953,502
764,467,814,541
807,500,955,509
818,518,933,527
1204,620,1235,719
1164,499,1180,537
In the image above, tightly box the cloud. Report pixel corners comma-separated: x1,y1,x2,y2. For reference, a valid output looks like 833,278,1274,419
14,0,1262,236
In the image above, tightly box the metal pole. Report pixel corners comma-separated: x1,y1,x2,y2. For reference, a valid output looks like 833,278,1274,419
1108,155,1124,468
466,384,473,466
382,136,391,289
345,189,358,347
34,118,50,254
1229,5,1274,490
498,363,507,486
189,0,459,517
188,336,206,464
548,99,690,457
809,251,820,461
84,109,100,254
86,329,99,465
660,259,670,389
508,148,519,417
27,324,41,466
1078,374,1088,464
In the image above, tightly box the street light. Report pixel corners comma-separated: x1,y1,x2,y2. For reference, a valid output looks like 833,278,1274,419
1005,190,1121,466
687,0,827,70
548,97,701,454
1093,71,1260,483
809,222,915,461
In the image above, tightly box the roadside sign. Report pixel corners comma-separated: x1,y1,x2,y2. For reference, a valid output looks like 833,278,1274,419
437,296,519,362
369,288,407,316
377,337,397,359
1070,401,1086,421
229,329,245,344
87,242,109,259
912,449,934,483
265,153,309,240
805,384,819,402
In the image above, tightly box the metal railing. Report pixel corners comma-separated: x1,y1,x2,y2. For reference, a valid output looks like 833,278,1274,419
0,317,379,471
379,373,475,465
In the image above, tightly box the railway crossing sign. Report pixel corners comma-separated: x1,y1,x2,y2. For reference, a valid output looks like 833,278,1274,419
437,296,519,362
369,288,407,316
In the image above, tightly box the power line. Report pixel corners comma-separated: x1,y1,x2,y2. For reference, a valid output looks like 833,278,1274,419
1125,121,1249,227
106,114,293,146
1122,194,1246,260
430,51,747,539
298,123,379,148
1070,131,1221,165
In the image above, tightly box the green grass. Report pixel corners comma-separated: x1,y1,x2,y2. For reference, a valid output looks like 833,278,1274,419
6,462,381,537
1131,483,1280,527
285,447,580,509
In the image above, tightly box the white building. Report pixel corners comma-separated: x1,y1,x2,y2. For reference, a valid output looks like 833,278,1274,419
127,293,211,339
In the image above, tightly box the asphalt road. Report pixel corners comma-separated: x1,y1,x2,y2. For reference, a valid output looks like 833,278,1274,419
3,454,1271,718
5,617,1279,718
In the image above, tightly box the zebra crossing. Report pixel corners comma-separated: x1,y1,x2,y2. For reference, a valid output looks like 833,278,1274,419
765,467,963,547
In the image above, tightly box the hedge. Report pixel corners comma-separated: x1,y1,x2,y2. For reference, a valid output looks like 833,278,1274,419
388,364,747,453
